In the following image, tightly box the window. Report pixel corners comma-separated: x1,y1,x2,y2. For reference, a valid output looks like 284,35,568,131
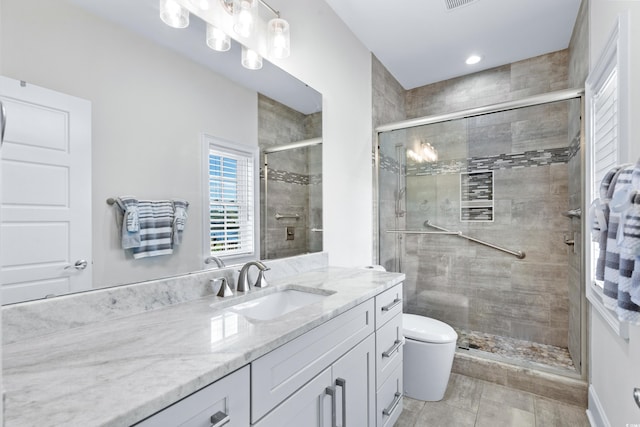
203,135,258,261
585,12,630,338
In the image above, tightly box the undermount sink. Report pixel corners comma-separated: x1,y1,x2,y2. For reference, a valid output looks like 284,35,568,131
227,289,330,321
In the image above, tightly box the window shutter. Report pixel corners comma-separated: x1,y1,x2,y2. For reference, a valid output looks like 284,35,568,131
592,69,618,200
208,147,254,256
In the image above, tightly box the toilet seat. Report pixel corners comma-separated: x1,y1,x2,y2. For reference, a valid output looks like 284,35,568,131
403,313,457,344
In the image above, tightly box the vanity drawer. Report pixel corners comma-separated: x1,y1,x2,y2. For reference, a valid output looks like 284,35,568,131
376,312,403,387
251,299,375,423
376,362,403,427
134,365,249,427
375,283,403,328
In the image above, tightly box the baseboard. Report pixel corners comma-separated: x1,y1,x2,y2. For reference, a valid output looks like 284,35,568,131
586,385,611,427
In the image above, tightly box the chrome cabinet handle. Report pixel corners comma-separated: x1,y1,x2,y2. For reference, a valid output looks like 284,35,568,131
634,387,640,409
0,100,6,146
336,378,346,427
382,340,402,358
326,386,337,427
209,411,230,427
382,392,402,417
65,260,88,270
381,298,401,312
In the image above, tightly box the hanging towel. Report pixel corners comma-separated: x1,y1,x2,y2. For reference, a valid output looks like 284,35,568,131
172,199,189,245
624,159,640,306
603,166,633,310
132,200,175,259
115,196,141,249
591,166,623,282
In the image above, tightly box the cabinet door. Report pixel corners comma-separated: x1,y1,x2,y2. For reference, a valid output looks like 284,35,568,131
332,334,376,427
253,368,333,427
135,366,249,427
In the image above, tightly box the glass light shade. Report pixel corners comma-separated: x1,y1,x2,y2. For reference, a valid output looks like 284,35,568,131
188,0,210,10
241,46,263,70
268,18,290,59
233,0,257,38
206,24,231,52
159,0,189,29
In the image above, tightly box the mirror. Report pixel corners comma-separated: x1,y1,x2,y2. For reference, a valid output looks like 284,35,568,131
0,0,321,303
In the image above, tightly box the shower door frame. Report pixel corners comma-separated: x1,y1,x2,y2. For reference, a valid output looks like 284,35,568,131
373,88,588,380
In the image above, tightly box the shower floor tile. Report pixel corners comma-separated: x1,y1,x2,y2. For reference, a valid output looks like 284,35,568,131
456,329,576,373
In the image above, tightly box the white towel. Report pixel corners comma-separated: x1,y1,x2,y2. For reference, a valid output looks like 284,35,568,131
115,196,141,249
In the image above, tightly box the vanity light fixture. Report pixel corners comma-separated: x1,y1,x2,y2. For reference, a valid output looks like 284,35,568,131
465,54,482,65
160,0,190,28
160,0,290,69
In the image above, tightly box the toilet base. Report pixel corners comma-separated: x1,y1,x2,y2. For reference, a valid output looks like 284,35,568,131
403,338,456,401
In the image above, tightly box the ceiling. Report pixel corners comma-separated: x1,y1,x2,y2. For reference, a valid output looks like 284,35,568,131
323,0,582,89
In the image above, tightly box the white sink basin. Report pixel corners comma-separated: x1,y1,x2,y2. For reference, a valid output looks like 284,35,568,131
228,289,329,321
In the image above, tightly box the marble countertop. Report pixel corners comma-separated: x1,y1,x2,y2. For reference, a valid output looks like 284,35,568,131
2,266,404,427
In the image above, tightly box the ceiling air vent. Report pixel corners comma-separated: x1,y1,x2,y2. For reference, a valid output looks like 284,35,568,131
445,0,478,10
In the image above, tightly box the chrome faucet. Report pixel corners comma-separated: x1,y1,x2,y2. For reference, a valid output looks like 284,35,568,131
237,261,270,292
205,256,226,268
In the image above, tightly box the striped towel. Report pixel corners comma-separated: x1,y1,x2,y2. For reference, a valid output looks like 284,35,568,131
132,200,175,259
604,164,640,324
592,166,622,282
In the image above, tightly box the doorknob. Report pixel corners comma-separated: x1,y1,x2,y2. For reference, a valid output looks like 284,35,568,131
65,260,88,270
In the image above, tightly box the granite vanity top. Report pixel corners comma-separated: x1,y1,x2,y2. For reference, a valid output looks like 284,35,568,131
2,266,404,427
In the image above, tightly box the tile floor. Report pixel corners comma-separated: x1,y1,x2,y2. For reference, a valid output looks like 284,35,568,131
394,373,590,427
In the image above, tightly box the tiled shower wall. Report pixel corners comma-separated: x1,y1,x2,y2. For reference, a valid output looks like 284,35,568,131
374,49,584,349
258,94,322,259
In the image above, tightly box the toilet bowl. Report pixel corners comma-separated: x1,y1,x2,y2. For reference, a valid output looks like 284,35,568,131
403,313,458,401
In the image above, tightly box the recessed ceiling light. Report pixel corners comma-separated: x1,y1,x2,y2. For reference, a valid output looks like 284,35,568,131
465,55,482,65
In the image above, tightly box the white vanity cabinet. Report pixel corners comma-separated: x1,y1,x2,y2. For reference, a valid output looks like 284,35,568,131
374,283,404,427
134,365,249,427
253,334,376,427
251,299,375,425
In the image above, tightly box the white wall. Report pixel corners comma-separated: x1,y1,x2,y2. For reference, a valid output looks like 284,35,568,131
588,1,640,425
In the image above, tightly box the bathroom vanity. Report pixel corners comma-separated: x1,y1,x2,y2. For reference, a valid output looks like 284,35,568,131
2,260,404,426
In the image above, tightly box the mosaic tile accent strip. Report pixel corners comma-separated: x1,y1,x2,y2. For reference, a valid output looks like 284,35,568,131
260,169,321,186
379,146,572,176
461,207,493,221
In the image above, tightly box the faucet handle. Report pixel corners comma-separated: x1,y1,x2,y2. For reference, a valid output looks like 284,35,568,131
254,270,269,288
213,277,233,297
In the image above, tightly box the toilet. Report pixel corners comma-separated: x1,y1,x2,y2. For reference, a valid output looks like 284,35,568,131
403,313,458,401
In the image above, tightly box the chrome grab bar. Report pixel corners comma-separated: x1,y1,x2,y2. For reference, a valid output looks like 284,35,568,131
423,221,526,259
275,212,300,220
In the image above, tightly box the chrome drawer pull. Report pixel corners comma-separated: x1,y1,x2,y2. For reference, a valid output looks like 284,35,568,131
326,386,337,427
382,340,402,358
209,411,230,427
336,378,346,427
382,392,402,417
634,387,640,409
381,298,401,312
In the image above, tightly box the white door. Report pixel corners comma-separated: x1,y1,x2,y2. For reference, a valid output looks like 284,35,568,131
0,76,91,304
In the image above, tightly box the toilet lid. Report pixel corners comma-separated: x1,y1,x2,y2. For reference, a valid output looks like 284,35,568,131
403,313,458,343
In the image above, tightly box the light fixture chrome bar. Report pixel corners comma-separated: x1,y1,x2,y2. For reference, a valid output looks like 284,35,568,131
263,137,322,154
424,221,526,259
258,0,280,17
375,88,584,133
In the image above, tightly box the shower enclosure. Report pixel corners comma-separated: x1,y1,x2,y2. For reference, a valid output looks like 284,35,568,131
261,138,323,260
376,89,585,378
